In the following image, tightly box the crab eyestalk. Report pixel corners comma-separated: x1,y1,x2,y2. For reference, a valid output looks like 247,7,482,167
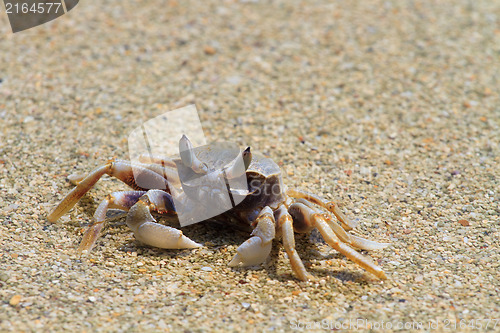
225,147,252,179
179,134,208,174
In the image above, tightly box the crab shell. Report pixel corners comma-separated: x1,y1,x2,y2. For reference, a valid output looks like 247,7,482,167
175,142,286,223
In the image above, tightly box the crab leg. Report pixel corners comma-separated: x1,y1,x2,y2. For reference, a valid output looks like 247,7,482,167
315,215,387,279
48,163,112,223
276,206,314,281
136,157,182,185
138,154,178,168
294,199,352,244
348,234,390,251
140,163,181,186
229,206,276,267
291,195,389,251
125,190,201,249
78,191,146,252
294,199,388,251
287,188,358,230
48,160,173,223
288,202,387,280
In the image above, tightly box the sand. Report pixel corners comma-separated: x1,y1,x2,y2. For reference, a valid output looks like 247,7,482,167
0,0,499,332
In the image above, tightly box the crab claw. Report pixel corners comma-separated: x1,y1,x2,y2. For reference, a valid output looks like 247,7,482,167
126,199,202,249
179,135,208,174
229,206,275,267
225,147,252,179
229,237,272,267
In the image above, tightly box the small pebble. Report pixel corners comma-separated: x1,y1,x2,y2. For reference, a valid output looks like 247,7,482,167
9,295,21,307
0,273,9,282
7,204,19,211
204,46,216,55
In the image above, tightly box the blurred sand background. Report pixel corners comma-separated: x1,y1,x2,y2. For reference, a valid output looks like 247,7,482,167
0,0,499,331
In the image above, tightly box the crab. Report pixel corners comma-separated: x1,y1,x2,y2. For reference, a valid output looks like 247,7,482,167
48,135,389,281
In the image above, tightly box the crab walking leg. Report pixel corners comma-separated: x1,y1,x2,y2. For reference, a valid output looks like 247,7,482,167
294,198,389,250
125,191,201,249
78,191,146,252
229,206,276,267
349,234,390,251
68,161,180,187
138,154,177,168
140,163,181,186
276,207,314,281
67,172,86,185
318,213,352,244
315,215,387,279
289,202,387,280
295,199,352,245
287,188,358,230
47,160,171,223
295,198,389,250
48,164,112,222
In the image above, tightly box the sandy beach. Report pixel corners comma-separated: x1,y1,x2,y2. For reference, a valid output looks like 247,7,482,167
0,1,499,331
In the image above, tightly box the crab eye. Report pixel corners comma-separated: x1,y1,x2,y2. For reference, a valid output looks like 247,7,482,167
225,147,252,179
178,135,208,174
179,134,194,168
242,147,252,170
